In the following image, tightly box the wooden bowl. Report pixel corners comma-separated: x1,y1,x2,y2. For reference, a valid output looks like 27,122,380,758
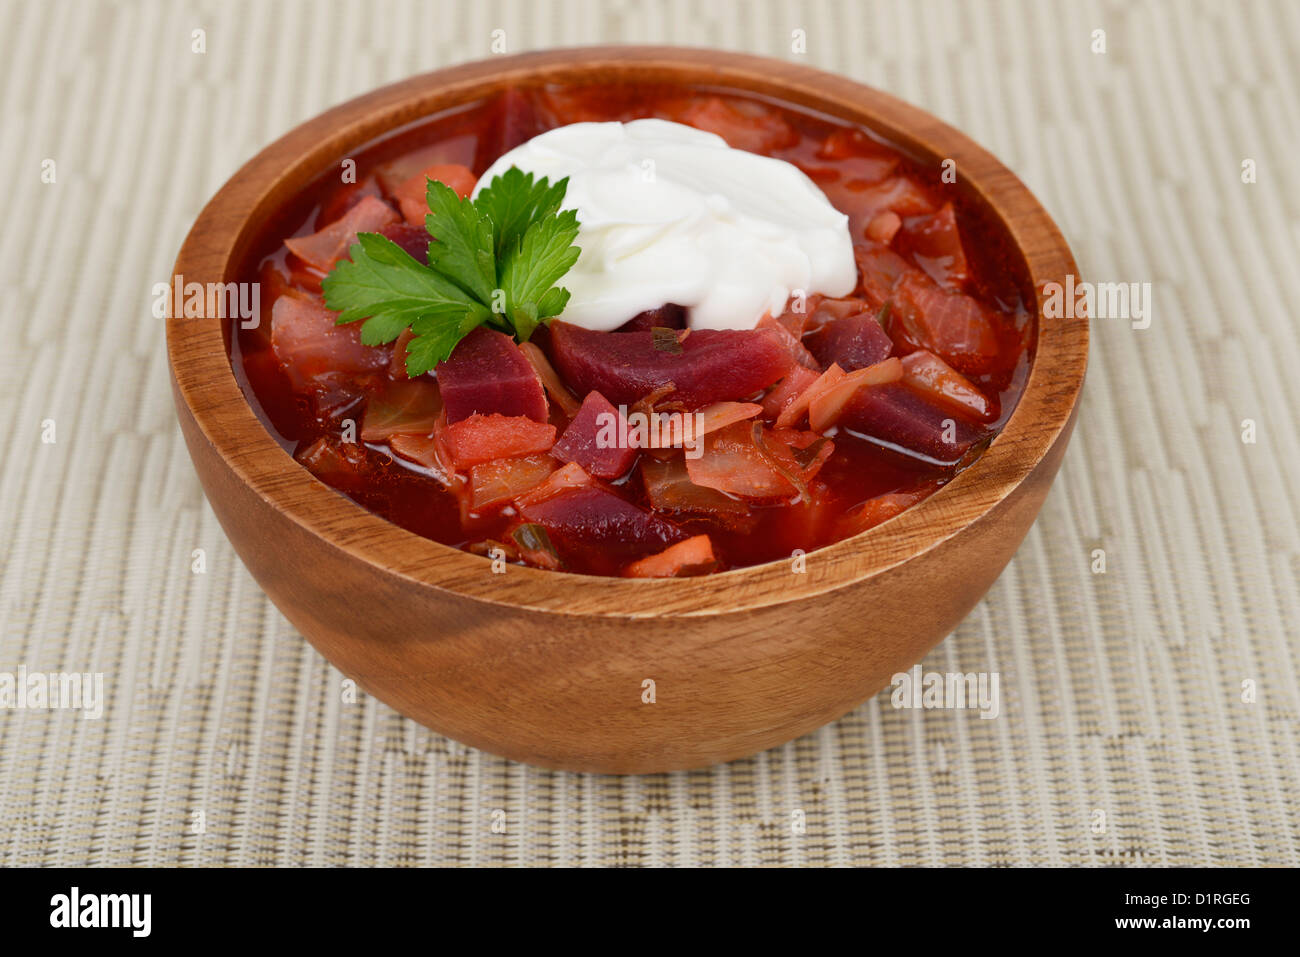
167,47,1085,773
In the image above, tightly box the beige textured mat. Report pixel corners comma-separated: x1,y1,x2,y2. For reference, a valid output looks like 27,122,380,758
1,0,1297,866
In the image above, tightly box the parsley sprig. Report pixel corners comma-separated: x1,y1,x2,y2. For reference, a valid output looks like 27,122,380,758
322,167,581,376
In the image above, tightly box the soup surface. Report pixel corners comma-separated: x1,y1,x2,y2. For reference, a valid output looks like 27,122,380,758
232,84,1035,577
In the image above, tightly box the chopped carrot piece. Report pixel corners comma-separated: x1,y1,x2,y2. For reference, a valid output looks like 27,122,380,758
392,163,478,225
439,414,556,469
775,363,845,430
622,535,717,578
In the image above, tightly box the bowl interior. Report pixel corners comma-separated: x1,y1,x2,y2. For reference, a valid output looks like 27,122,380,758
168,47,1085,617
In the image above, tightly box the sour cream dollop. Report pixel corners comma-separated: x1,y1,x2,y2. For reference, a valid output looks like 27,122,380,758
474,119,856,331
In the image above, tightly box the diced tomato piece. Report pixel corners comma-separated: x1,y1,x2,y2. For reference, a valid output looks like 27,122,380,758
808,358,904,432
270,295,389,391
439,414,556,469
840,382,984,462
551,391,638,479
900,350,998,423
896,203,969,288
437,327,549,423
513,462,594,508
678,96,797,153
806,312,894,372
622,535,717,578
520,485,687,549
360,378,442,441
391,163,477,226
614,303,687,333
469,454,558,510
762,365,821,420
284,195,399,271
548,322,793,409
894,273,1000,374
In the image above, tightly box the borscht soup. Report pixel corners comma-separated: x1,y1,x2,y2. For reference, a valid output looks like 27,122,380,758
231,84,1035,578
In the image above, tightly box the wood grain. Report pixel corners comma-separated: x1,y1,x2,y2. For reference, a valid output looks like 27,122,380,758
166,47,1086,773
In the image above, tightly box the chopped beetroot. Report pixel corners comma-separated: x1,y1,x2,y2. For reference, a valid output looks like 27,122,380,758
377,222,431,262
840,382,983,463
547,322,793,409
807,312,894,371
551,391,638,479
520,485,687,550
436,327,548,423
615,303,687,333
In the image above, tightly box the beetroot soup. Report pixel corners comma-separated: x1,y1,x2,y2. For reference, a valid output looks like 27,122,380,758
231,84,1034,577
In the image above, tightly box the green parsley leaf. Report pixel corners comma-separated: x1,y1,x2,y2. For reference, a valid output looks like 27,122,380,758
474,167,570,261
500,208,581,320
321,167,582,377
424,180,497,303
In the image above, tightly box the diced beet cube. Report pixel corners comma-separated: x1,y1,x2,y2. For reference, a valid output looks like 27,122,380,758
840,382,983,463
520,486,687,550
807,313,894,371
615,304,687,333
436,327,548,423
547,322,793,409
377,222,431,262
551,391,638,479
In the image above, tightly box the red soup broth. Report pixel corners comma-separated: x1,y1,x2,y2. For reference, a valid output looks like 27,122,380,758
231,84,1035,578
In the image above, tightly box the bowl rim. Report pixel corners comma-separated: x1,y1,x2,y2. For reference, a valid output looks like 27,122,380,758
167,45,1086,618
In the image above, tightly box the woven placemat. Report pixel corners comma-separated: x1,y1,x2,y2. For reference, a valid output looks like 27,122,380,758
1,0,1297,866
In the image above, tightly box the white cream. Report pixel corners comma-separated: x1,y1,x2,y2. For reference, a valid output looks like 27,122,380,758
474,119,856,331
